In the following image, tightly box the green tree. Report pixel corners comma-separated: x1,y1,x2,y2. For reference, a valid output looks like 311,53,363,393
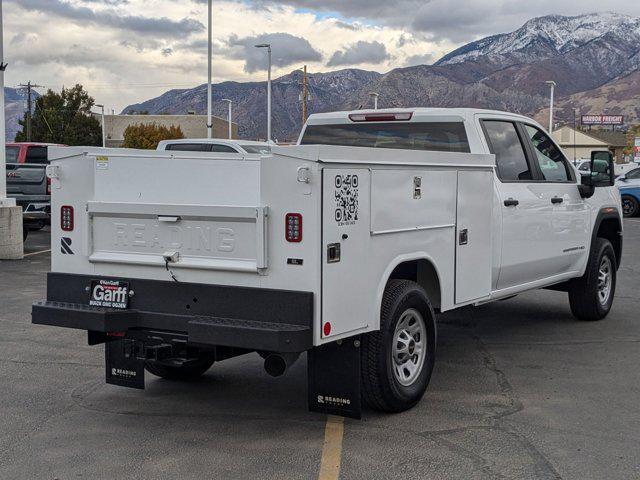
122,123,184,149
15,84,102,146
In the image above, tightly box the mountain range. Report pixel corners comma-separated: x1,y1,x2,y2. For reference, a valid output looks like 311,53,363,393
123,12,640,142
6,12,640,142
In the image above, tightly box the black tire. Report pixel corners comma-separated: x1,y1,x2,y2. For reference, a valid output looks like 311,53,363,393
568,238,616,321
361,280,437,412
145,356,215,381
22,226,28,242
621,195,639,218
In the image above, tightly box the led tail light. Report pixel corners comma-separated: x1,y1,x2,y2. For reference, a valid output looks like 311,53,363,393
46,177,51,195
61,205,74,232
285,213,302,242
349,112,413,122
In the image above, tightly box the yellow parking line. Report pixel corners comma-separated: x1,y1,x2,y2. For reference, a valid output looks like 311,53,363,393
318,415,345,480
23,249,51,257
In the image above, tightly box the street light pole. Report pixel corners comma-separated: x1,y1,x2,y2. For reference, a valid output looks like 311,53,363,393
222,99,232,139
545,80,556,133
95,104,106,147
369,92,379,110
207,0,213,139
255,44,272,141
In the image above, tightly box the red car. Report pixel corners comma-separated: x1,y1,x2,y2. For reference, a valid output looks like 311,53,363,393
5,142,64,164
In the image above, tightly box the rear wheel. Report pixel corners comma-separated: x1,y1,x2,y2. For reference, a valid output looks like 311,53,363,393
145,356,215,381
568,238,616,321
361,280,436,412
621,195,638,217
22,226,28,242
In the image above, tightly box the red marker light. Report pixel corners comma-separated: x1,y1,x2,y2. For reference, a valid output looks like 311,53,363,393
60,205,74,232
285,213,302,242
323,322,332,336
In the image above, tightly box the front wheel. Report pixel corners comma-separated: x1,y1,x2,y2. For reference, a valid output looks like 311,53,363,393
621,195,639,217
361,280,436,412
568,238,616,321
145,356,215,381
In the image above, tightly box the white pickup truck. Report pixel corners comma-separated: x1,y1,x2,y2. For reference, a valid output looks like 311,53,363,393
33,109,622,418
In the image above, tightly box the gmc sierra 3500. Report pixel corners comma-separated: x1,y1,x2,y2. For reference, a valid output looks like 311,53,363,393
32,109,622,418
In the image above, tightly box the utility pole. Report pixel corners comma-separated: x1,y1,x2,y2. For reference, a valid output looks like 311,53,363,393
207,0,213,139
1,0,24,259
302,65,308,124
545,80,556,133
255,43,272,142
18,81,44,142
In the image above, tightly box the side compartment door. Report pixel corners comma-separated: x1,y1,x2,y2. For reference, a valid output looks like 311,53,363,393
322,168,371,339
455,170,493,303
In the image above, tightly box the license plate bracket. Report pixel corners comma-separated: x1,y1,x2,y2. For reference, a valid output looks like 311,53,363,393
89,279,130,309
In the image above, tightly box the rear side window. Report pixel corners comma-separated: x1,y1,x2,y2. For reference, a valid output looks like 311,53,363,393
240,145,271,154
211,145,239,153
300,122,470,153
482,121,532,181
165,143,208,152
25,146,48,164
626,169,640,179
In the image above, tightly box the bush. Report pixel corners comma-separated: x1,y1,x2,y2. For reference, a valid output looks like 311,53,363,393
123,123,184,149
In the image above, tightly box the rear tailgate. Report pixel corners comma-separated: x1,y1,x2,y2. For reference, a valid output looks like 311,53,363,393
6,163,47,196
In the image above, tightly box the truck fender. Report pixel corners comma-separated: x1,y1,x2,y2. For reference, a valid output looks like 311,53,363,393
589,207,623,269
373,253,443,332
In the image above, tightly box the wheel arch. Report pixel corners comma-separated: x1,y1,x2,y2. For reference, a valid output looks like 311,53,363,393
592,208,623,269
374,254,443,331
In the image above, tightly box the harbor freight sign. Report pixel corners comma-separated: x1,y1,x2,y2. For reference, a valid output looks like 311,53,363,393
581,115,624,126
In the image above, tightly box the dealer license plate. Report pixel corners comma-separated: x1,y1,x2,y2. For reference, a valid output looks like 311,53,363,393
89,279,130,309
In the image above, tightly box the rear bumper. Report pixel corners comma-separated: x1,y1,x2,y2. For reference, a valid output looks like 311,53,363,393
11,194,50,220
33,273,314,353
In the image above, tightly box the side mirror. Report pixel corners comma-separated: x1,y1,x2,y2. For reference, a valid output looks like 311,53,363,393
589,151,615,187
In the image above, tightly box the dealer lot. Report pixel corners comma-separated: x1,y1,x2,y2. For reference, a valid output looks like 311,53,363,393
1,221,639,480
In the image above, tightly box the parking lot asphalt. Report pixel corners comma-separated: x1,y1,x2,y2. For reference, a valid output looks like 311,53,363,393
1,222,639,480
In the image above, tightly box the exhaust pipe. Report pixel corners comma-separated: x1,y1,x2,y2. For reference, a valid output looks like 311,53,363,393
263,352,300,377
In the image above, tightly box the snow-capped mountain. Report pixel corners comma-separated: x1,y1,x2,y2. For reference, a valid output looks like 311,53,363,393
436,12,640,66
119,12,640,142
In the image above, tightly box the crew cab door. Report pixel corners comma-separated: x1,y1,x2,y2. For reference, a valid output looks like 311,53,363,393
481,119,559,289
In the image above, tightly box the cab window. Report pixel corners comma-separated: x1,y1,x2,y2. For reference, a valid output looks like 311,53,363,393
482,120,532,181
25,146,48,164
523,125,573,182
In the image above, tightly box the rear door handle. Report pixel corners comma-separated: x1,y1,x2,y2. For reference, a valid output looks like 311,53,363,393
504,198,519,207
551,197,564,204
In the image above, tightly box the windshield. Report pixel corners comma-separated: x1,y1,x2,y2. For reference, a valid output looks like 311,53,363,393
300,122,470,153
5,146,19,163
240,145,271,154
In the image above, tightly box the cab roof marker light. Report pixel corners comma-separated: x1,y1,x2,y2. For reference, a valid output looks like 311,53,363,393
349,112,413,122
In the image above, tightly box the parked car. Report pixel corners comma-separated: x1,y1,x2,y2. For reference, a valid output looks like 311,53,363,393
33,109,621,418
157,139,272,155
616,167,640,217
6,143,64,240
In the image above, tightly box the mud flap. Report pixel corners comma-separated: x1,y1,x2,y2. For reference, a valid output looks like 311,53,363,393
307,337,361,419
105,339,145,389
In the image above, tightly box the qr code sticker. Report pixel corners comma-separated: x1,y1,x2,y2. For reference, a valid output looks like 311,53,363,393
334,174,359,226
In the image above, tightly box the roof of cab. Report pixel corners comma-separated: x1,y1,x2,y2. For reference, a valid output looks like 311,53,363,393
305,108,535,125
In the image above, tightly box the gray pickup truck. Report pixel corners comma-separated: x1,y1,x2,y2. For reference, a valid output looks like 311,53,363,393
6,143,60,240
